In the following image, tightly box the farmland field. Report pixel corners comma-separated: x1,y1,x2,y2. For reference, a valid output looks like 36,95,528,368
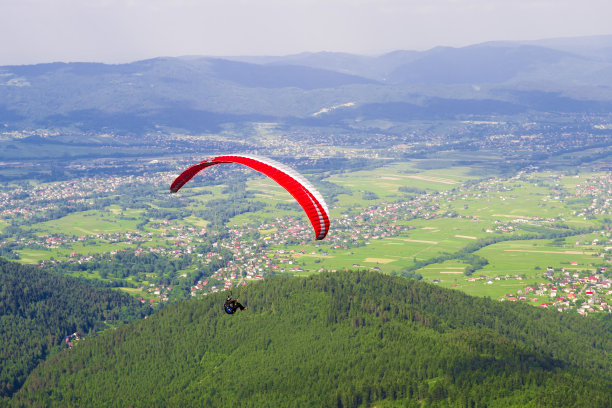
2,159,610,307
35,210,143,235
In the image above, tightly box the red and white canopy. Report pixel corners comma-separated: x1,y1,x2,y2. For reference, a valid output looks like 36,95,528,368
170,155,330,240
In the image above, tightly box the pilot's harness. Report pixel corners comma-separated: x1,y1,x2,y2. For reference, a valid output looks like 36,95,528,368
223,284,251,314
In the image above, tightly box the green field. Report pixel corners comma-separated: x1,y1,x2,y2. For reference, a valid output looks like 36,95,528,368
17,242,135,264
3,160,609,304
34,210,142,235
474,239,602,282
327,163,470,192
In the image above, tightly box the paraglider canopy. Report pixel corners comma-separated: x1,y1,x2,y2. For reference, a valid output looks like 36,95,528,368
170,154,330,240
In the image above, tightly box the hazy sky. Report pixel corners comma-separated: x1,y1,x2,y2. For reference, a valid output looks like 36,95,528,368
2,0,611,65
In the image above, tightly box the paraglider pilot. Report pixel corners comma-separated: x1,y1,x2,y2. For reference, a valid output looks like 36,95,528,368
224,291,247,314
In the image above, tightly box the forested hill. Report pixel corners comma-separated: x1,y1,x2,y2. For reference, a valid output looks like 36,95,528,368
13,271,611,407
0,258,151,399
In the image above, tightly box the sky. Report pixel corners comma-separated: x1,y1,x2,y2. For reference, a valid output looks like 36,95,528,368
1,0,612,65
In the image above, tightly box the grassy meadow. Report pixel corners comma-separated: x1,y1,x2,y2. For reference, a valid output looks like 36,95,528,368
252,163,609,300
6,159,609,302
35,209,143,236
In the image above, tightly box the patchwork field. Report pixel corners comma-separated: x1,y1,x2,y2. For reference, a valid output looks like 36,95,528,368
3,160,610,305
35,210,143,236
476,240,600,275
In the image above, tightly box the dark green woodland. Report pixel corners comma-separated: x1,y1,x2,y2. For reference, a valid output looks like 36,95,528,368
10,271,612,407
0,258,150,399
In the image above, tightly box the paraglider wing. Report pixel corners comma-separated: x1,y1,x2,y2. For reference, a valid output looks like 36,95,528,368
170,154,330,240
170,161,219,193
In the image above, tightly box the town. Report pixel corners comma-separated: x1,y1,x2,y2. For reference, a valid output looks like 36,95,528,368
1,152,610,314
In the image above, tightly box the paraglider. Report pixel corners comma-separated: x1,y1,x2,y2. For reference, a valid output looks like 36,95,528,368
170,154,330,240
224,292,247,314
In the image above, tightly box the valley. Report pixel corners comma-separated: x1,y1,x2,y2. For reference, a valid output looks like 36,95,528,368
1,135,609,314
2,38,612,406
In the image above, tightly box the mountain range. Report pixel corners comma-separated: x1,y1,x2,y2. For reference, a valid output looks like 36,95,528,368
2,35,612,133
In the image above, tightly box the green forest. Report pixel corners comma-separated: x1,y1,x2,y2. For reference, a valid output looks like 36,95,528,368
0,259,151,400
10,270,611,407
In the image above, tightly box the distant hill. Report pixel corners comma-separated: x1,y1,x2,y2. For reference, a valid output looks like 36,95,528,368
206,58,379,89
2,36,612,134
519,35,612,61
13,271,612,407
387,44,578,84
